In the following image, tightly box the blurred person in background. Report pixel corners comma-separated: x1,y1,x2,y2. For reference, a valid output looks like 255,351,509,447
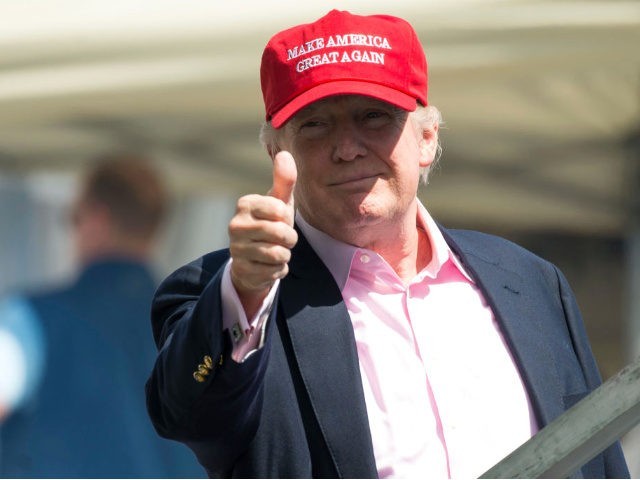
145,10,629,478
0,154,204,478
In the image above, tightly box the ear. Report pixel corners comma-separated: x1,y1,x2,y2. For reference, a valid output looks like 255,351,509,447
419,123,439,168
419,123,438,168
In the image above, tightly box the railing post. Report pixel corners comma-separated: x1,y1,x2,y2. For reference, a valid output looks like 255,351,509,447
627,124,640,363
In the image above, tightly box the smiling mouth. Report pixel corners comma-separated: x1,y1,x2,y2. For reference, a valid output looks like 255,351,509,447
328,174,381,186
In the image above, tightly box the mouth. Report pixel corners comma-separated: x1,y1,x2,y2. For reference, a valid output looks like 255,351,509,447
328,173,381,187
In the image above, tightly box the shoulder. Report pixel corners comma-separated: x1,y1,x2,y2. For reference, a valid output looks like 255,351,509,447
151,249,230,346
156,249,231,295
445,228,550,265
442,227,560,283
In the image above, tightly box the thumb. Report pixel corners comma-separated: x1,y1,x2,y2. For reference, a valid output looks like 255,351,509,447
268,151,297,206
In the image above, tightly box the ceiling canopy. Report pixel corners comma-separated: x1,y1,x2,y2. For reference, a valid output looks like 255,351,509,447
0,0,638,234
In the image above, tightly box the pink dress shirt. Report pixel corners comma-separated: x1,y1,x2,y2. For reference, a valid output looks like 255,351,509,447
221,200,538,478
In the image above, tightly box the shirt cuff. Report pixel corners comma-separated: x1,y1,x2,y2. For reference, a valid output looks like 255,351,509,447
220,259,279,363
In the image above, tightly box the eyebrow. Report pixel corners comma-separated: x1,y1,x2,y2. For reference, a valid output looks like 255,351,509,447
295,103,322,118
291,97,408,125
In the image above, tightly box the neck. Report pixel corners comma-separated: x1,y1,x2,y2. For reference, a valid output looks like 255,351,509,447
78,237,152,268
364,220,431,284
337,201,432,283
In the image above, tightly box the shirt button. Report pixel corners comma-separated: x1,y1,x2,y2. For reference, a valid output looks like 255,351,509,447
360,254,370,264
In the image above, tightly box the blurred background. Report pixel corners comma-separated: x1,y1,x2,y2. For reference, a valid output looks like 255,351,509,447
0,0,638,474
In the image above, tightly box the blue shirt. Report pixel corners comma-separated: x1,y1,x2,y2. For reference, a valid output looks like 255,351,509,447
0,258,205,478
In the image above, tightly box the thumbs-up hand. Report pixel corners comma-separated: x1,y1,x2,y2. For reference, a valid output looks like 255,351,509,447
229,151,299,318
268,151,296,210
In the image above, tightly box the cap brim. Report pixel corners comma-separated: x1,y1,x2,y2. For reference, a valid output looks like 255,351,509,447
270,80,418,128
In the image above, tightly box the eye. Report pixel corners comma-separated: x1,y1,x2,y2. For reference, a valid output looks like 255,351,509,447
295,117,329,139
300,120,324,129
362,109,392,127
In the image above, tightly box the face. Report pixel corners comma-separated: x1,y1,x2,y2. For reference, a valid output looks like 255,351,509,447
278,95,437,246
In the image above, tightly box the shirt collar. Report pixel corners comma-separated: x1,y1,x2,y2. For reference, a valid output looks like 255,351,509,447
296,199,474,291
416,201,474,284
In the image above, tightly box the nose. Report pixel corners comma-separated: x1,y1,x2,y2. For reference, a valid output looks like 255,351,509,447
331,121,367,163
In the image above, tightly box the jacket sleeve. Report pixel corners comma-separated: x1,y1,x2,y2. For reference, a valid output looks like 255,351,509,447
145,250,276,476
554,266,630,478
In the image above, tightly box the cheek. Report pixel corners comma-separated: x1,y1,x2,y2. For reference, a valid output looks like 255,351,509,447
291,159,320,206
292,156,309,188
290,146,325,187
389,140,422,176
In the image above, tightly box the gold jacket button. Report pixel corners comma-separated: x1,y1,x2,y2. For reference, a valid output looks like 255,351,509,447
197,364,209,376
193,371,206,383
203,355,213,369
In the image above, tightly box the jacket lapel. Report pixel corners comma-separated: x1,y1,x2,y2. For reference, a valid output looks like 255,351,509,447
279,232,378,479
441,228,566,427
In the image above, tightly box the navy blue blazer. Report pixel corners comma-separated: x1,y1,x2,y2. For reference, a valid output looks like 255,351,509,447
1,259,204,478
146,227,629,478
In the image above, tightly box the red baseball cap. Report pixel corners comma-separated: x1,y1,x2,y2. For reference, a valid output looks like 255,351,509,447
260,10,428,128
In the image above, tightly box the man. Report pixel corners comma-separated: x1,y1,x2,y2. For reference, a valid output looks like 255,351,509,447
145,10,629,478
0,155,204,478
